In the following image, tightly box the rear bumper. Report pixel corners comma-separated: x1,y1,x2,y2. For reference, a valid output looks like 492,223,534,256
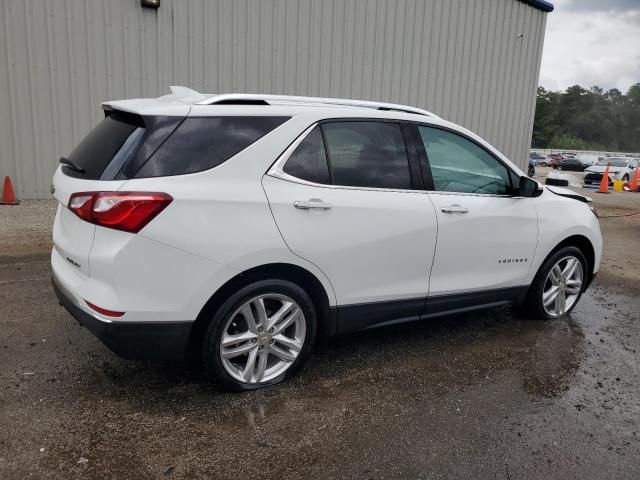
52,273,193,361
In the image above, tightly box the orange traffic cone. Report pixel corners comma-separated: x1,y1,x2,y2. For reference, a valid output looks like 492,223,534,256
629,165,639,192
0,176,19,205
597,164,611,194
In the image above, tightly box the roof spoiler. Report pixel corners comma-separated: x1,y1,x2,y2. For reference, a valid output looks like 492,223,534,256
159,86,208,103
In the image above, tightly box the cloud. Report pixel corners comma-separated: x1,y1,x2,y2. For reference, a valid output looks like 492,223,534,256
539,0,640,92
562,0,640,13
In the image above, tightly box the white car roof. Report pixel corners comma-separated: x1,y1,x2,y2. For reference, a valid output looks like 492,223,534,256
100,86,524,177
102,86,441,120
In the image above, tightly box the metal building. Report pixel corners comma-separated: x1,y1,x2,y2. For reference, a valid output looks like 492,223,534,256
0,0,553,199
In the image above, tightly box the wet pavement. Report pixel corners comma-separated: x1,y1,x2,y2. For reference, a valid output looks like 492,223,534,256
1,202,640,479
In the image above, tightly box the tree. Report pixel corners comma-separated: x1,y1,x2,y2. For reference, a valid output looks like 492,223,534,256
532,83,640,152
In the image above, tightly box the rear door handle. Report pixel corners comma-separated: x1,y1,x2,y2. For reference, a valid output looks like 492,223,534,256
441,204,469,214
294,199,332,210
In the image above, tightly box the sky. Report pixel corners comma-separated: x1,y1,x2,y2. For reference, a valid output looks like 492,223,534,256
539,0,640,93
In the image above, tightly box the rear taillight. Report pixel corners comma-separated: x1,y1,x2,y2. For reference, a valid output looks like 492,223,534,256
68,192,172,233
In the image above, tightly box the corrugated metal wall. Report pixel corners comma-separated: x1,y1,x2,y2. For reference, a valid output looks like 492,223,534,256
0,0,547,199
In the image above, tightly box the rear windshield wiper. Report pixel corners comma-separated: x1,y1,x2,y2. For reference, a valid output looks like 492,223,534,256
59,156,85,174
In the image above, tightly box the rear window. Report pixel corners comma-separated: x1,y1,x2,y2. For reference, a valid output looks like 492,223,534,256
63,112,145,180
134,116,290,178
62,113,289,180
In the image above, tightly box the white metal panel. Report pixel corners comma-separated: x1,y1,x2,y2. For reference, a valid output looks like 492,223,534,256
0,0,548,198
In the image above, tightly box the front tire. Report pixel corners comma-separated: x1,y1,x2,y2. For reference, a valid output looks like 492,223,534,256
202,279,317,391
524,246,587,319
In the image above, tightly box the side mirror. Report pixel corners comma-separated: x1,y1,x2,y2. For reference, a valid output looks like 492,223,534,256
519,176,542,197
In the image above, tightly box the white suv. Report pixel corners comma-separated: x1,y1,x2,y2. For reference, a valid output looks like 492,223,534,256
52,88,603,390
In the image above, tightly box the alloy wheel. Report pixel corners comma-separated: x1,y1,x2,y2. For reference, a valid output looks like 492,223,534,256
219,294,306,384
542,256,583,317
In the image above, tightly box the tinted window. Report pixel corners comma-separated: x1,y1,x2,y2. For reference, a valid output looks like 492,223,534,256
283,127,330,184
64,113,145,179
134,116,289,178
322,122,411,189
597,158,627,167
417,126,511,195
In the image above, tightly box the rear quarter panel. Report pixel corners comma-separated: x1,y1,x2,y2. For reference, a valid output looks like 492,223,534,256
118,115,337,307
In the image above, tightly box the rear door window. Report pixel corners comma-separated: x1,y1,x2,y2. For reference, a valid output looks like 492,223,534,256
321,121,412,189
282,127,330,184
134,116,290,178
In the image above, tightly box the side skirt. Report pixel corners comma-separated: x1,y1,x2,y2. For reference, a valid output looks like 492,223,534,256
334,286,529,335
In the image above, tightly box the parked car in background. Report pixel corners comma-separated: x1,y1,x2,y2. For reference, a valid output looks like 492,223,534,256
557,157,589,172
575,154,599,166
584,157,639,184
540,153,563,168
529,152,545,162
51,89,603,390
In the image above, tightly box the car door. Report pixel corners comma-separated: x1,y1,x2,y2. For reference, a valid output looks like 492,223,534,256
262,120,438,332
412,124,538,303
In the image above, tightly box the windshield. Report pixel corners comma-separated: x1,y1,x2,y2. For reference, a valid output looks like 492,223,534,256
596,158,628,167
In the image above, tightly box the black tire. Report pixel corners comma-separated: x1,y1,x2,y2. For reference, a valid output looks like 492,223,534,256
528,166,535,177
202,279,317,391
524,246,588,320
545,177,569,187
622,174,629,182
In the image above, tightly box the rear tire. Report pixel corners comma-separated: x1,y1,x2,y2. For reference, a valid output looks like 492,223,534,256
524,246,588,320
202,279,317,391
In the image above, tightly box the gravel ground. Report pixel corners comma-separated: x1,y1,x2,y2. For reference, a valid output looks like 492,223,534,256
1,188,639,479
0,200,56,260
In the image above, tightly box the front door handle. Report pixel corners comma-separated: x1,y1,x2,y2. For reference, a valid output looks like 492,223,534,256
294,199,332,210
441,204,469,214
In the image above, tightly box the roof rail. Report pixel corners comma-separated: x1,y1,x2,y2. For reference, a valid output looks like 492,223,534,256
195,93,441,119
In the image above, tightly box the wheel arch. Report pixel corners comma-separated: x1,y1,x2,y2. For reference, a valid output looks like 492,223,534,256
187,263,336,356
543,234,596,287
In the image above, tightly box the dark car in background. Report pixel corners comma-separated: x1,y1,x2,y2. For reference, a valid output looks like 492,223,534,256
557,157,589,171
